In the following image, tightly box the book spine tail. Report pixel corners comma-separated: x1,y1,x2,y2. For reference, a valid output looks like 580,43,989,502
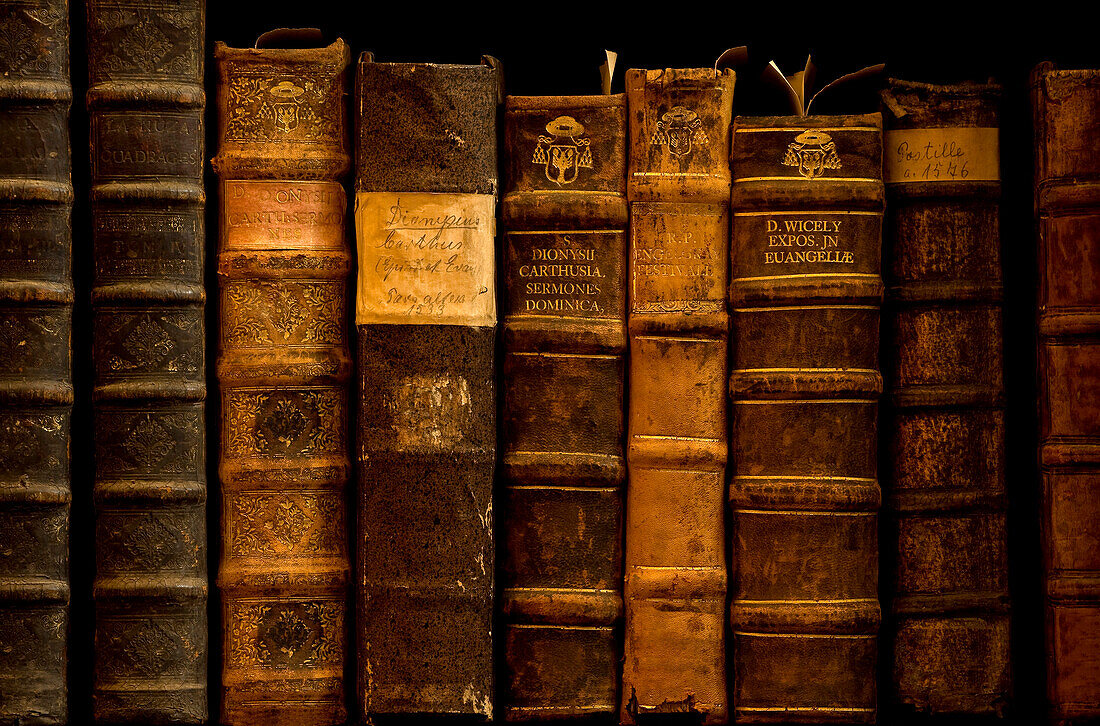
0,0,72,722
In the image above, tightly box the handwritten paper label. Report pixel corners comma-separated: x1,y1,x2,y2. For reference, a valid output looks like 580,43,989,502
355,191,496,326
884,127,999,183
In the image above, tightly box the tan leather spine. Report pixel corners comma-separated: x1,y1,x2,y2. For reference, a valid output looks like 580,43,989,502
622,67,733,726
212,38,351,726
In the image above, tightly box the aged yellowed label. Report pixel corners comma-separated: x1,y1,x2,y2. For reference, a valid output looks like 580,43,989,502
884,127,999,183
355,192,496,326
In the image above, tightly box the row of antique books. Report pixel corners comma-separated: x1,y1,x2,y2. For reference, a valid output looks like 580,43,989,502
2,3,1098,726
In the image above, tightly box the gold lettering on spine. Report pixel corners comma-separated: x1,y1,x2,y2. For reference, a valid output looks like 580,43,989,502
355,191,496,326
224,180,346,249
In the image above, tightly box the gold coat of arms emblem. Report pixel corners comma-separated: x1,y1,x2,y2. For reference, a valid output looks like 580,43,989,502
269,80,305,133
651,106,708,158
783,130,842,179
532,115,593,186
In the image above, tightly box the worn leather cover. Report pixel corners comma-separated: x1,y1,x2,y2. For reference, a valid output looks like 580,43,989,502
355,56,501,719
729,113,884,724
86,1,207,722
1033,63,1100,725
622,67,733,725
212,37,351,726
0,1,71,723
881,79,1011,716
500,94,627,720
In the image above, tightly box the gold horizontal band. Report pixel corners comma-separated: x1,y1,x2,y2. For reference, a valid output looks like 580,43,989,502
511,352,620,359
507,228,623,234
735,176,881,183
735,508,875,516
734,305,878,312
735,126,879,133
733,210,880,216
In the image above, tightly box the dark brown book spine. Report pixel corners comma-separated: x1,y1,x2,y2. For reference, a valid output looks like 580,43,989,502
212,37,351,726
622,67,733,725
355,56,501,719
0,1,71,723
881,79,1010,716
86,2,207,721
729,114,884,723
1032,63,1100,725
500,94,627,720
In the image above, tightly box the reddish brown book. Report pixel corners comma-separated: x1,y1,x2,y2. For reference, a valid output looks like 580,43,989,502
212,33,351,726
622,67,733,725
500,93,627,720
881,78,1010,716
729,113,883,723
1033,62,1100,725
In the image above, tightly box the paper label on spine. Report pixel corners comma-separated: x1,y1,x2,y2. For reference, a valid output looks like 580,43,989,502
355,192,496,326
884,127,999,183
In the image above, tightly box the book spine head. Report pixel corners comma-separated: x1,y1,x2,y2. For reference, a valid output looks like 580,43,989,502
354,58,500,719
500,94,627,720
0,3,72,721
730,113,883,725
1032,64,1100,724
622,67,732,726
215,38,351,726
85,0,208,722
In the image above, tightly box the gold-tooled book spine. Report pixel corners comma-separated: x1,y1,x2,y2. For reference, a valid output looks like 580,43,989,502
500,93,628,720
0,1,72,723
729,113,884,724
212,38,351,726
1032,62,1100,726
622,67,733,726
881,78,1010,717
87,1,208,721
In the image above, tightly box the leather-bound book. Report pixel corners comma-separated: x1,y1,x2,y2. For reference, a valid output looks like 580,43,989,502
500,92,627,720
880,79,1010,716
212,33,351,726
355,55,501,719
729,112,884,722
0,1,71,722
1033,62,1100,725
622,67,733,725
87,0,207,721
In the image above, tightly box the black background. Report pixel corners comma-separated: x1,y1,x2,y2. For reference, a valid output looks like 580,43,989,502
62,3,1098,724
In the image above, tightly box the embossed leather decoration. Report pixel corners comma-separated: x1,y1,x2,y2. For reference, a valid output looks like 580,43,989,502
1033,63,1100,725
87,2,207,721
500,94,627,720
622,68,733,725
213,35,351,726
729,114,883,723
355,55,501,719
881,79,1010,716
0,1,71,723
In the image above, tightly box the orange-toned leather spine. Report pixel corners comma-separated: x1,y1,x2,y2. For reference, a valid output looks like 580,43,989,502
212,37,351,726
1033,62,1100,725
622,67,733,725
729,113,884,724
